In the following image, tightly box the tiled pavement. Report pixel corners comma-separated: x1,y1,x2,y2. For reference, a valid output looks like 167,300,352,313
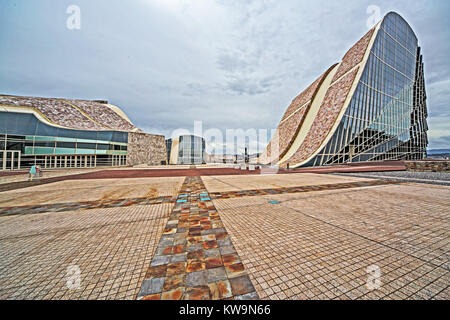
0,177,185,207
0,195,175,217
213,181,449,300
136,176,258,300
0,171,448,300
0,204,171,300
201,172,376,192
208,179,401,200
0,178,399,217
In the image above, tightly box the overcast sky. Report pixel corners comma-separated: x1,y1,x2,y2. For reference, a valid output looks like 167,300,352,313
0,0,449,152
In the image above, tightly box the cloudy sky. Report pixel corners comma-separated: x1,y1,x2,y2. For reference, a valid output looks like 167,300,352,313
0,0,449,152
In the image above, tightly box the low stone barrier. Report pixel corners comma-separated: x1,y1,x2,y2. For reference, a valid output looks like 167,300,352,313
404,160,450,172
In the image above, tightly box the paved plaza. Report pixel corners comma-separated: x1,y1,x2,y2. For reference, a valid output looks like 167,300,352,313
0,168,448,300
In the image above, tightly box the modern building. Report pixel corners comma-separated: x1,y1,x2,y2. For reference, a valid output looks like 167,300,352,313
0,95,167,170
166,135,205,165
259,12,428,168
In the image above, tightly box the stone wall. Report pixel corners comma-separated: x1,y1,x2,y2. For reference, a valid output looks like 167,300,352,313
127,132,167,166
286,68,359,164
332,28,374,82
405,160,450,172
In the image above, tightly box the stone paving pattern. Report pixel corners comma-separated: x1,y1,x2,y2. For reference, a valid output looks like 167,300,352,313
137,176,258,300
0,176,398,217
336,171,450,187
0,170,448,300
0,177,184,207
0,204,171,299
202,173,375,193
0,176,182,300
211,174,449,300
208,179,401,200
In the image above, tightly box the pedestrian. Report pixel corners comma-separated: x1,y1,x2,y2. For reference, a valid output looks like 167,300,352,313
29,165,37,181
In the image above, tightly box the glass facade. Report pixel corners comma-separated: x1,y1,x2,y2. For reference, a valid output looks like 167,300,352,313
177,135,205,165
308,12,428,166
0,111,128,169
165,138,172,164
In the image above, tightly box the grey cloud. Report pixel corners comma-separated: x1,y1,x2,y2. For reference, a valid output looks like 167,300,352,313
0,0,449,148
429,135,450,149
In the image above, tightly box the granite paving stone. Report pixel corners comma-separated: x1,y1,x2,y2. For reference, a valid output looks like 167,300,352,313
136,176,259,300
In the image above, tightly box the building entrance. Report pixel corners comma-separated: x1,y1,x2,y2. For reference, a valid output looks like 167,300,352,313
1,150,21,170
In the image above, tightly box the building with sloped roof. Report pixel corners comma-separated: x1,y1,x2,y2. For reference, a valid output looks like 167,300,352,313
259,12,428,168
0,95,166,170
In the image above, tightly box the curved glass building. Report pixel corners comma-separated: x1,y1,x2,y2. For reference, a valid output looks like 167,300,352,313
259,12,428,168
166,135,206,165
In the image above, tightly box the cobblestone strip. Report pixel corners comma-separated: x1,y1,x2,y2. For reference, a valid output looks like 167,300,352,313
136,176,259,300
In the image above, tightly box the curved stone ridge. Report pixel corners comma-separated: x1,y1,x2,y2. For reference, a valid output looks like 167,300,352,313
258,133,278,165
331,28,374,83
0,95,138,132
259,69,331,165
286,68,359,165
281,71,329,121
0,95,104,130
277,105,310,155
67,99,137,131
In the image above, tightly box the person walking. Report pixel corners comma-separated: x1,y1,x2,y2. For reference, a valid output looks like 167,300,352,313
29,165,37,181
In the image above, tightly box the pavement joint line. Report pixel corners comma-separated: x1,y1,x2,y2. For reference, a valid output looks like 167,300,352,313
382,262,449,300
0,180,401,217
136,176,259,300
332,173,450,187
208,179,404,200
213,183,405,213
279,202,446,270
0,171,447,300
0,215,169,242
208,175,245,191
204,177,431,300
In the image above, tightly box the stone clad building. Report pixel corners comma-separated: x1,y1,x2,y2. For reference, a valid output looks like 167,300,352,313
127,132,166,166
0,94,166,170
260,12,428,168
